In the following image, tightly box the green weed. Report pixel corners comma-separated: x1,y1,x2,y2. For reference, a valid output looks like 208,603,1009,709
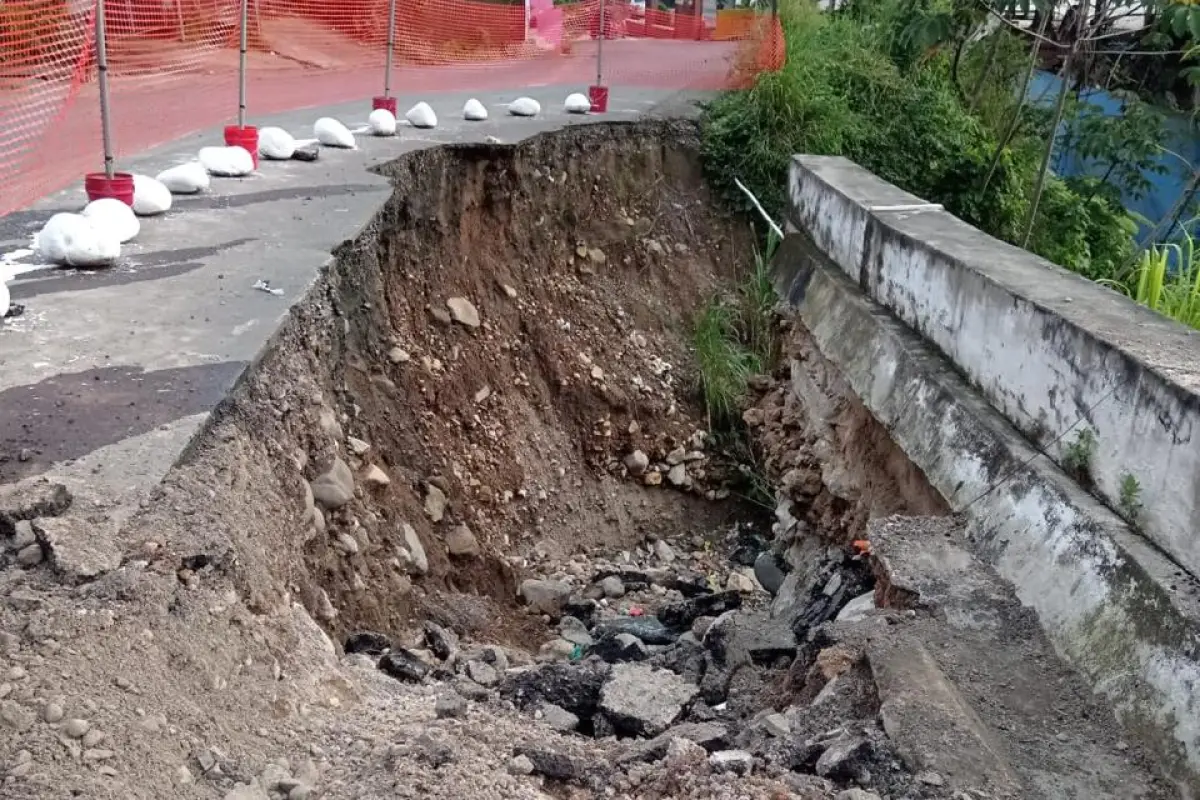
1119,473,1143,522
693,298,762,428
1062,428,1097,484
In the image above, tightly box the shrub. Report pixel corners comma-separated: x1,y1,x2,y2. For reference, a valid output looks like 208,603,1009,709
701,0,1137,280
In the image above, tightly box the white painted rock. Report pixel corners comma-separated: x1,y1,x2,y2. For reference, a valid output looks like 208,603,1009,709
564,92,592,114
405,102,438,129
199,145,254,177
463,98,488,121
35,213,120,267
81,197,140,243
131,174,172,216
508,97,541,117
258,126,297,160
368,108,398,136
155,162,210,194
314,117,355,148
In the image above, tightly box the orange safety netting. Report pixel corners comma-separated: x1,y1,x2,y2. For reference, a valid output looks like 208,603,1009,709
0,0,784,217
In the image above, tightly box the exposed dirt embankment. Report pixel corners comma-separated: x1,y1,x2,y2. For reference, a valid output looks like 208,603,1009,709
747,317,950,547
0,120,1161,800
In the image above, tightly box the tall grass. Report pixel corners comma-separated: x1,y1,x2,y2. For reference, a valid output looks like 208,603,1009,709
693,228,781,428
738,229,782,366
1101,230,1200,329
694,299,761,427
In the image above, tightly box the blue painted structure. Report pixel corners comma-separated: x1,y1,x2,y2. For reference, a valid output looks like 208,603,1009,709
1030,70,1197,243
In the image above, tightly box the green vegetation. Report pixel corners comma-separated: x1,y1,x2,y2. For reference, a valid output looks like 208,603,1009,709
701,0,1146,289
1062,427,1097,483
1119,473,1144,522
694,297,761,427
693,229,781,428
1100,229,1200,327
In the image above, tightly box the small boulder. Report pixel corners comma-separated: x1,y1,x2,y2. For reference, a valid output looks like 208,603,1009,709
623,450,649,475
558,615,594,647
659,591,742,630
378,649,430,683
520,579,572,616
424,484,447,522
500,661,610,718
599,575,626,598
591,633,648,663
513,747,588,781
363,465,390,487
753,551,786,595
507,754,534,775
446,524,480,557
446,297,480,328
423,622,459,661
466,660,499,687
708,749,754,776
310,459,354,509
403,523,429,575
815,733,871,780
836,591,876,623
344,631,391,656
540,703,579,733
599,663,699,737
726,569,760,594
435,693,468,719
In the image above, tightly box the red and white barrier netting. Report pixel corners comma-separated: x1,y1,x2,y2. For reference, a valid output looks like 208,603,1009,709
0,0,784,216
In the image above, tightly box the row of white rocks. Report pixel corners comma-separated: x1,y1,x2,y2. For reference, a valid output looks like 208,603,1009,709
28,93,591,269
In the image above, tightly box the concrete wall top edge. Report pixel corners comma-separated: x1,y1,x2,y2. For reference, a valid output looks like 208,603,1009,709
790,156,1200,393
792,155,927,209
873,205,1200,393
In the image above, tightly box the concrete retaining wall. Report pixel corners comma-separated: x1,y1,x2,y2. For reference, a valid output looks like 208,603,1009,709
779,158,1200,794
788,155,1200,580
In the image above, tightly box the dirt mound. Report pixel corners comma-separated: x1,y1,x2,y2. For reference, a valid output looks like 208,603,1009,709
0,121,788,799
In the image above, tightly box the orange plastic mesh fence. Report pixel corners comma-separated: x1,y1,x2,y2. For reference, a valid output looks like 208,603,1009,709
0,0,784,217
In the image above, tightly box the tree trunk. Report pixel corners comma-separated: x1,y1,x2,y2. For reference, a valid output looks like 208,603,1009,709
968,30,1003,113
1020,0,1088,248
980,9,1054,196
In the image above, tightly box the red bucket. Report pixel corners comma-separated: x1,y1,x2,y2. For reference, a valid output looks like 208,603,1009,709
372,96,398,116
224,125,259,169
84,172,134,206
588,85,610,114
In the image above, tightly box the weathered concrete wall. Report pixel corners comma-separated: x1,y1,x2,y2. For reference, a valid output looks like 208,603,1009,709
778,161,1200,794
788,155,1200,581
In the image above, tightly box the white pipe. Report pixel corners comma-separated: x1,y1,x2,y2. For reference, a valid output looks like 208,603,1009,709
734,177,784,240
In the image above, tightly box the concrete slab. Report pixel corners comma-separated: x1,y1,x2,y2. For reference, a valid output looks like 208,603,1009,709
774,236,1200,794
0,86,707,512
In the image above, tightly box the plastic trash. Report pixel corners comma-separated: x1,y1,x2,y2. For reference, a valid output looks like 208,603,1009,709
81,197,140,243
258,126,297,160
155,162,210,194
463,98,488,121
564,93,592,114
368,108,398,136
314,117,355,148
405,102,438,129
508,97,542,117
131,174,172,216
199,145,254,177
